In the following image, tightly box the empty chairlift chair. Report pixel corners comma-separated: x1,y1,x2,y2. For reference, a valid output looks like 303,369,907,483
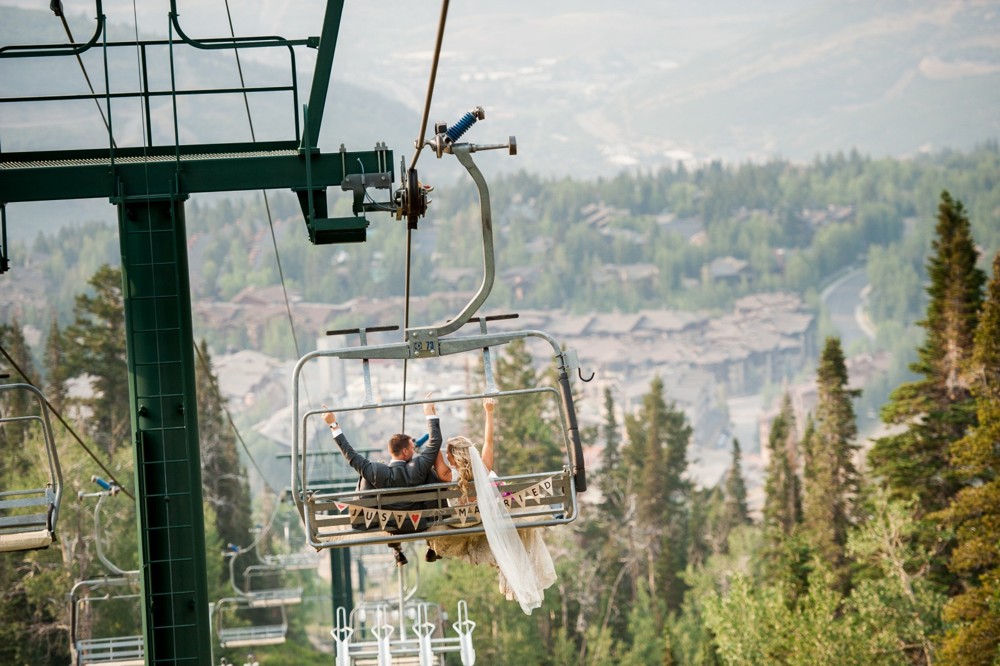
71,478,143,666
0,382,63,552
254,495,324,571
71,577,144,666
225,538,303,608
213,597,289,650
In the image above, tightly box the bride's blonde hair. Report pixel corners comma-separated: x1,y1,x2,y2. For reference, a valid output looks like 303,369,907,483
447,435,476,504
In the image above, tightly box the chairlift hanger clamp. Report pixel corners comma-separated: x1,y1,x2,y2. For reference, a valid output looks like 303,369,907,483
400,106,517,357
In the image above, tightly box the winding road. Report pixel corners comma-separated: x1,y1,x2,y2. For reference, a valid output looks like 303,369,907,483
821,267,876,349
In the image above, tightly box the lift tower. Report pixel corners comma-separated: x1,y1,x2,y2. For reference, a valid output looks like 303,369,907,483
0,2,394,662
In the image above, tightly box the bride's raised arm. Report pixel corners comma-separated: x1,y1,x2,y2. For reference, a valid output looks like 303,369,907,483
481,397,496,472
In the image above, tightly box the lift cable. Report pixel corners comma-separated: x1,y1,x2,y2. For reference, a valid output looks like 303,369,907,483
49,1,116,149
193,343,278,496
400,218,415,434
0,342,134,501
222,0,308,392
401,0,450,433
408,0,450,172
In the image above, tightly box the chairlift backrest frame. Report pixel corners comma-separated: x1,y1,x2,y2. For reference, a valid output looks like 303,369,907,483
0,382,63,552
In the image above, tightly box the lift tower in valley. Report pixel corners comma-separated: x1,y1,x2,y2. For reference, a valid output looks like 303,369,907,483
0,2,395,662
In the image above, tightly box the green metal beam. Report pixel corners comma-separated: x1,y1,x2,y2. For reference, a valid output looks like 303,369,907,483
302,0,345,150
331,549,353,618
0,142,390,204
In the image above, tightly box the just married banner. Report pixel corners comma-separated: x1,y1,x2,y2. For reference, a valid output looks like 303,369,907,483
334,476,558,530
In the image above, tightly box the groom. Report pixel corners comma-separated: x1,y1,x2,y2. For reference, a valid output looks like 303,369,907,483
323,401,440,565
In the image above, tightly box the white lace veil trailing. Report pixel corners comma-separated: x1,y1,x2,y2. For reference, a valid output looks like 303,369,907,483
468,446,546,614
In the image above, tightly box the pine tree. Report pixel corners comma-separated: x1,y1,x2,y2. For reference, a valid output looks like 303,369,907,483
195,339,254,574
801,337,859,587
598,386,625,517
583,386,635,650
761,395,811,600
937,251,1000,664
43,315,69,413
763,394,801,537
869,191,985,515
722,438,751,532
0,319,39,453
62,264,130,455
623,376,692,613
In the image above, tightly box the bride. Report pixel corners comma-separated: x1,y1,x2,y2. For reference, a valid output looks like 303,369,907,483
427,397,557,615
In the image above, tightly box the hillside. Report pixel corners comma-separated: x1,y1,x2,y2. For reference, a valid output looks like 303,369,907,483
617,0,1000,165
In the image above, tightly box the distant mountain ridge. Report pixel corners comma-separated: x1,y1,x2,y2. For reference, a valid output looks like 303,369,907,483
612,0,1000,166
2,1,998,180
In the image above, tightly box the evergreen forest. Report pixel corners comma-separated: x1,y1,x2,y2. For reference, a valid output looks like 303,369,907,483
1,144,999,664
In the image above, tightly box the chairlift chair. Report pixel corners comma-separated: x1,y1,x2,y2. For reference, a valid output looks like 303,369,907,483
70,478,143,666
0,382,63,552
70,577,144,666
213,597,289,649
226,546,303,608
291,106,587,550
259,548,323,571
291,323,584,550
